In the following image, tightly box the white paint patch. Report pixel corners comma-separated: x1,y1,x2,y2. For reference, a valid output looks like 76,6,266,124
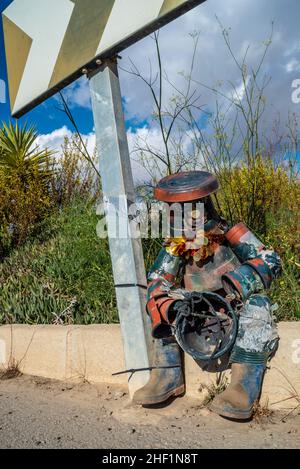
0,340,6,364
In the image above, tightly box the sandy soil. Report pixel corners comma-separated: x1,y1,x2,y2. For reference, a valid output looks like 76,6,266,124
0,374,299,449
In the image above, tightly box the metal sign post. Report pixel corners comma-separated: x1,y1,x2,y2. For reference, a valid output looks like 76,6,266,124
89,59,153,396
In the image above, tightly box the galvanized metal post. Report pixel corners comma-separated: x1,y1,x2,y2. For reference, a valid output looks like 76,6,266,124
89,59,152,397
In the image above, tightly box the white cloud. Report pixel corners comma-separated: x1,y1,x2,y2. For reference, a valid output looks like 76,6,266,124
284,41,300,57
127,125,205,183
84,132,96,156
60,76,92,109
36,125,96,156
285,58,300,73
36,125,72,151
127,126,165,155
227,76,250,104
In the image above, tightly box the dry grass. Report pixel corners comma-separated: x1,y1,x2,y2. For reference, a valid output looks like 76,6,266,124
270,367,300,422
252,398,273,423
0,359,22,381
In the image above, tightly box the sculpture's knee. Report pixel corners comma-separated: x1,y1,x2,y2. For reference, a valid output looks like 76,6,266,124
235,294,279,354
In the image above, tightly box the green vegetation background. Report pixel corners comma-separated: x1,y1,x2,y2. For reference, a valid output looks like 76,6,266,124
0,124,299,325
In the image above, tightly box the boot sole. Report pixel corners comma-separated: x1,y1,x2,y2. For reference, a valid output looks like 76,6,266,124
132,385,185,406
209,401,254,420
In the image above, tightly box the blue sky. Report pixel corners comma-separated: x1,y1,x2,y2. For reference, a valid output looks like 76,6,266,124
0,0,300,179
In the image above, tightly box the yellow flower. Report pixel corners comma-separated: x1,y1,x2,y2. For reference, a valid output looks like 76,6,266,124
165,237,187,256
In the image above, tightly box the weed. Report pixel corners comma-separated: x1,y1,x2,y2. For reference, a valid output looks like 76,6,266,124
201,372,229,407
0,359,22,380
252,399,273,423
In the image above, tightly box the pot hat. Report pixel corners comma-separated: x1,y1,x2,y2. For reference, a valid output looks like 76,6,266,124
154,171,219,203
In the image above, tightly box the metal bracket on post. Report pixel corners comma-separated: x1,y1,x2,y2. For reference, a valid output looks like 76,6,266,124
89,58,153,397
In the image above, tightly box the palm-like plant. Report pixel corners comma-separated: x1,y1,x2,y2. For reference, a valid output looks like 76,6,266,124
0,121,55,178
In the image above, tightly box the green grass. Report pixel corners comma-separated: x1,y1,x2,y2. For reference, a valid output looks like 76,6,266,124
261,229,300,321
0,199,118,325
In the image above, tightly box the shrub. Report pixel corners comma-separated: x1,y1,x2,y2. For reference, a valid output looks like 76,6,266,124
50,134,100,207
0,122,54,256
216,156,300,235
0,167,51,252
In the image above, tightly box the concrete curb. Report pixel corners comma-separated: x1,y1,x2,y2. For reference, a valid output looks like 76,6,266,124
0,323,299,410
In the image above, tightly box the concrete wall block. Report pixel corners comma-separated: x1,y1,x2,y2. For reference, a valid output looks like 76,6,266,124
0,325,68,380
0,322,299,410
65,325,127,385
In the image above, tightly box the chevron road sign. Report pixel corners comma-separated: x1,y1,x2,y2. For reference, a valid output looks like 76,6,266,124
2,0,205,117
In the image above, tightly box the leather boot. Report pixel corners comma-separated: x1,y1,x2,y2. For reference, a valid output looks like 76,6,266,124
132,337,184,405
210,348,267,420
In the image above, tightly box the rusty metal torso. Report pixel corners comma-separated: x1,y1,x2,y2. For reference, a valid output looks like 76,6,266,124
183,243,241,292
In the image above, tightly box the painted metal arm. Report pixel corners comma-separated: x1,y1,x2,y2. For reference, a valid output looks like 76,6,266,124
222,223,282,301
146,248,184,338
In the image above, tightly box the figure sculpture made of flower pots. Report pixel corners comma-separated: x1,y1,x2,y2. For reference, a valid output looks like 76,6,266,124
132,171,281,420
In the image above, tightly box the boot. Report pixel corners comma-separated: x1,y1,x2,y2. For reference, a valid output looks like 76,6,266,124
210,348,267,420
132,337,184,405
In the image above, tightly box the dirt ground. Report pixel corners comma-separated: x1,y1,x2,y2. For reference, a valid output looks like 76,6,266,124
0,374,299,449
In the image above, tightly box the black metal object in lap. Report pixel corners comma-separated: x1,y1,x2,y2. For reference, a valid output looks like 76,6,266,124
173,291,238,361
